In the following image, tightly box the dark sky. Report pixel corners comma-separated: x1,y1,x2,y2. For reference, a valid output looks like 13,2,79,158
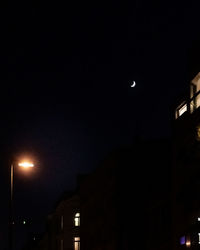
1,1,200,249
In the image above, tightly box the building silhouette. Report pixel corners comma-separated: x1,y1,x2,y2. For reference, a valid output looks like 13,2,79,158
23,191,80,250
172,70,200,250
25,139,171,250
79,140,172,250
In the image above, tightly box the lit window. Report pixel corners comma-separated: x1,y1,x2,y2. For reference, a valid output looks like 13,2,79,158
180,236,186,245
198,217,200,221
178,104,187,118
74,237,80,250
74,213,80,226
61,215,64,230
176,102,188,119
196,94,200,109
186,241,191,247
186,239,191,247
198,233,200,244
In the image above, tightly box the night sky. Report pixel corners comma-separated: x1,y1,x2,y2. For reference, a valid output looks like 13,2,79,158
1,1,200,249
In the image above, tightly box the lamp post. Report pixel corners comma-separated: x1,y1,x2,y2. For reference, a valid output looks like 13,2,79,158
9,160,34,250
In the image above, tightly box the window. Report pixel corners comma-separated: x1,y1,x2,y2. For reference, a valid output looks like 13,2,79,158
74,213,80,226
191,73,200,97
74,237,80,250
175,102,187,119
180,236,186,245
195,94,200,109
186,240,191,247
178,104,187,117
190,74,200,113
190,92,200,113
198,233,200,244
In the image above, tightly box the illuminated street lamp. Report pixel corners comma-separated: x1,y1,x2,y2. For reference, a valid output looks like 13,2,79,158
9,160,34,250
18,162,34,168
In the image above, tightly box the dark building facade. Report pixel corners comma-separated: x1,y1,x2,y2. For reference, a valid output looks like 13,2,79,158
47,192,80,250
79,140,171,250
172,71,200,250
79,152,118,250
28,140,171,250
27,192,80,250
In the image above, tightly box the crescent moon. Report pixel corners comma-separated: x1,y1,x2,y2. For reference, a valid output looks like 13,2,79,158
131,81,136,87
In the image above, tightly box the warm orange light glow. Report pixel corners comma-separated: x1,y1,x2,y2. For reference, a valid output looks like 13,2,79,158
74,237,80,250
18,162,34,168
186,240,191,247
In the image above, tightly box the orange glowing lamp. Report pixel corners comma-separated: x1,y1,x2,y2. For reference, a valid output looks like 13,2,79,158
18,161,34,168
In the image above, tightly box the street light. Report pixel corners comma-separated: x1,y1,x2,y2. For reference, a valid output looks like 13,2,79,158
9,160,34,250
18,162,34,168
